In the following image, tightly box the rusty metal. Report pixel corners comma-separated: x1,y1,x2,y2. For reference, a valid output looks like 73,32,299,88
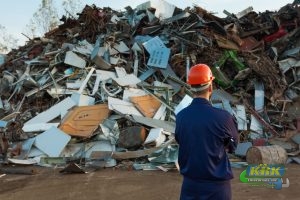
5,120,25,142
246,104,280,137
0,167,37,175
0,136,8,156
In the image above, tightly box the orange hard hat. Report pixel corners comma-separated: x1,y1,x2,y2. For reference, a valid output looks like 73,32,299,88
187,64,215,85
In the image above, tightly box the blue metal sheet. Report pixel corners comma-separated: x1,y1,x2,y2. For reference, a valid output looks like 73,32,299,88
235,142,252,157
292,134,300,144
0,120,7,128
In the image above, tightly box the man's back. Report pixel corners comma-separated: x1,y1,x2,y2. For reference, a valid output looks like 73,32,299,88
175,97,238,182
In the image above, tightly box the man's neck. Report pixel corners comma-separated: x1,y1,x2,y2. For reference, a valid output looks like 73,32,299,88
193,93,210,101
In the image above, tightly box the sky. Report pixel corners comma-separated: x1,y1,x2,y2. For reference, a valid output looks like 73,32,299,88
0,0,293,47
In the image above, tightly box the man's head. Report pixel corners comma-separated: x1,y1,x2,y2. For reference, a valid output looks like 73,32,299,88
187,64,215,99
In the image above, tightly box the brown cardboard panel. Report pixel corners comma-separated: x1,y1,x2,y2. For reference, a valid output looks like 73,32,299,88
59,104,110,138
240,37,262,52
130,95,161,118
214,34,239,50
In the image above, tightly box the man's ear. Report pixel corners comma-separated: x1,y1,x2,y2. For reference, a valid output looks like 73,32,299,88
208,83,213,92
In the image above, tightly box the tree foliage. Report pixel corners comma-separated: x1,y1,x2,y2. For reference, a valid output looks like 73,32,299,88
25,0,60,38
1,0,84,53
25,0,83,39
0,25,18,54
62,0,83,19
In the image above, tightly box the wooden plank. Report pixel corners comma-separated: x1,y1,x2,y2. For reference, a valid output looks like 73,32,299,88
130,95,161,118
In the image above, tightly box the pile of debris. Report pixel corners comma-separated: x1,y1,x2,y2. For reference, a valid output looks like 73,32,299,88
1,0,300,173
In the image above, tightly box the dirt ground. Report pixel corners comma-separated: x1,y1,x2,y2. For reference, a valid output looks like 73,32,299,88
0,163,299,200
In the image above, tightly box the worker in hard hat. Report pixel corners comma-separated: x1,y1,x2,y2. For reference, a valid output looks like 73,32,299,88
175,64,238,200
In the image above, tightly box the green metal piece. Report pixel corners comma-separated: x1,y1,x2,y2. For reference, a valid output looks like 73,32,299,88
39,157,67,166
212,50,246,88
211,66,231,88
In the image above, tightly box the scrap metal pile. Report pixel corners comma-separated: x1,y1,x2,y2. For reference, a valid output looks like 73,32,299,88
1,0,300,172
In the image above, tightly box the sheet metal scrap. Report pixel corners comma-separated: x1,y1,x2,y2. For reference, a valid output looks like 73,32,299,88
2,1,300,168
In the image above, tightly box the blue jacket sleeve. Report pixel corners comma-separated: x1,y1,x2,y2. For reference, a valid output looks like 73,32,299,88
224,115,239,153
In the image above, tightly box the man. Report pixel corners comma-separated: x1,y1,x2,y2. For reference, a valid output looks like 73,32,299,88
175,64,238,200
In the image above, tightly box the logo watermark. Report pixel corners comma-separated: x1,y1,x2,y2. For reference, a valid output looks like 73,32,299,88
239,164,290,190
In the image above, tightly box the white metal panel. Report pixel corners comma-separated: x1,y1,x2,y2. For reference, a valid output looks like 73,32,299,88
34,127,71,157
71,93,95,106
112,74,141,86
84,140,116,167
22,123,59,132
174,95,192,115
64,51,86,68
8,158,37,165
250,115,263,136
144,128,166,147
235,105,247,131
254,81,265,113
24,97,76,126
122,88,147,102
78,67,95,94
132,114,175,133
108,97,142,116
95,70,116,81
151,0,175,20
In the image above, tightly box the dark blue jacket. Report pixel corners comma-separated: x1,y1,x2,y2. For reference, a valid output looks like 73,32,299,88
175,98,238,182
